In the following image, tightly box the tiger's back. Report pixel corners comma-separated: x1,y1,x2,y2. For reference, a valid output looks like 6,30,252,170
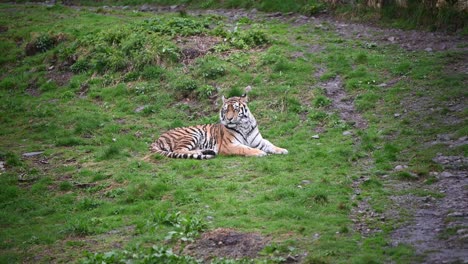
150,124,223,159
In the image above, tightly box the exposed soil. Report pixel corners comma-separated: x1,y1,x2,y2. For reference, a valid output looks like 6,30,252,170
319,75,368,129
27,225,136,263
175,35,222,65
183,228,269,261
389,154,468,263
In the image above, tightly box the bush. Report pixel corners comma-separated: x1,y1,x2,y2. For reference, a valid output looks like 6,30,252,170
144,17,209,36
69,26,180,74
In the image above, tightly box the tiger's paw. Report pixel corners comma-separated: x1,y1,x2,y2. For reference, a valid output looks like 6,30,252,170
255,150,268,157
274,147,288,155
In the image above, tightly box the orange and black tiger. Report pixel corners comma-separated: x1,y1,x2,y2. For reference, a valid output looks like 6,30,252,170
150,95,288,159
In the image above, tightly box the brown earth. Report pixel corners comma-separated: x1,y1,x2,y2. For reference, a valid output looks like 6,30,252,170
183,228,270,261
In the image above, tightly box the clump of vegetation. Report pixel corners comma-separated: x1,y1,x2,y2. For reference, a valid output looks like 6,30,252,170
225,26,270,49
25,32,66,56
68,26,179,74
143,17,210,36
82,246,200,264
300,3,325,16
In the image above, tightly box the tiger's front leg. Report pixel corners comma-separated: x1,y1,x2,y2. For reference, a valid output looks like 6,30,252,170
220,144,267,157
258,139,288,155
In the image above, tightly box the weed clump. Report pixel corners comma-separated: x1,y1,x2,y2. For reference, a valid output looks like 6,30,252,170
25,32,66,56
82,246,199,264
69,27,179,74
144,17,210,36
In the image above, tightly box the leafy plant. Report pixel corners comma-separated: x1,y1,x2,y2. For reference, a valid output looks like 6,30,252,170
82,246,200,264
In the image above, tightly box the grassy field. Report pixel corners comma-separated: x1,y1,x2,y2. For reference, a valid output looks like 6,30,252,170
0,3,466,264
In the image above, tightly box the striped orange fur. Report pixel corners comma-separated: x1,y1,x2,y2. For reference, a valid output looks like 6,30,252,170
150,95,288,159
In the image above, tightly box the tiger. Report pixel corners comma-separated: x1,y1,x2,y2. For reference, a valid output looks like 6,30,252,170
150,94,288,159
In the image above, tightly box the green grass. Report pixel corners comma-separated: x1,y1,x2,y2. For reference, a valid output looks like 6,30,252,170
0,3,466,263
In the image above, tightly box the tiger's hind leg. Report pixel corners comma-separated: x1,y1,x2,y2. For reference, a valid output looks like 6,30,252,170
220,144,267,157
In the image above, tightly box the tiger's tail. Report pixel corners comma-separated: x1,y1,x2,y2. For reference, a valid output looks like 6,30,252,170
149,143,216,160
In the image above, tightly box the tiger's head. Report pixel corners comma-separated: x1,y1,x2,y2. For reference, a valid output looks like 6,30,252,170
220,94,252,128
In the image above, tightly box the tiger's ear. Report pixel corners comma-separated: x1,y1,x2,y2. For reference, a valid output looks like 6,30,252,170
240,94,248,103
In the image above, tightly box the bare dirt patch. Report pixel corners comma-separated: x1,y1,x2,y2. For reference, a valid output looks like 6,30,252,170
27,225,136,263
183,228,269,261
319,75,368,129
175,35,222,65
46,68,73,87
389,154,468,263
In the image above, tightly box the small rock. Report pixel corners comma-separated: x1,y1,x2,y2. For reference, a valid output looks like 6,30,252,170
377,83,388,87
425,47,433,52
394,113,401,118
170,5,178,10
436,134,451,141
440,171,454,178
267,12,282,17
134,105,146,113
139,4,152,11
447,212,465,217
394,165,407,171
48,65,54,70
312,134,320,139
301,180,311,185
297,185,303,189
0,161,5,172
387,36,396,42
22,151,44,157
112,138,117,142
342,131,352,136
206,216,214,221
134,131,142,138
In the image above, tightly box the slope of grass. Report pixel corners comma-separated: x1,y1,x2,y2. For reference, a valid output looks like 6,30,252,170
0,3,466,263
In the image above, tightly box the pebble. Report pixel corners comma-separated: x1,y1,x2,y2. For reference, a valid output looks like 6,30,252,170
312,134,320,139
0,161,5,172
206,216,214,221
447,212,465,217
394,113,401,118
425,47,433,52
22,151,44,157
437,134,451,141
134,105,146,113
342,131,352,136
440,171,454,178
301,180,311,185
394,165,407,171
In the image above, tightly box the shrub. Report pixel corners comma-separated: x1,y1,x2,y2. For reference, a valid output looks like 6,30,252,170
144,17,209,36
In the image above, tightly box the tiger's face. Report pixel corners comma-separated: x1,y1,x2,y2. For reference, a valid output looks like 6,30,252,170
220,95,250,128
